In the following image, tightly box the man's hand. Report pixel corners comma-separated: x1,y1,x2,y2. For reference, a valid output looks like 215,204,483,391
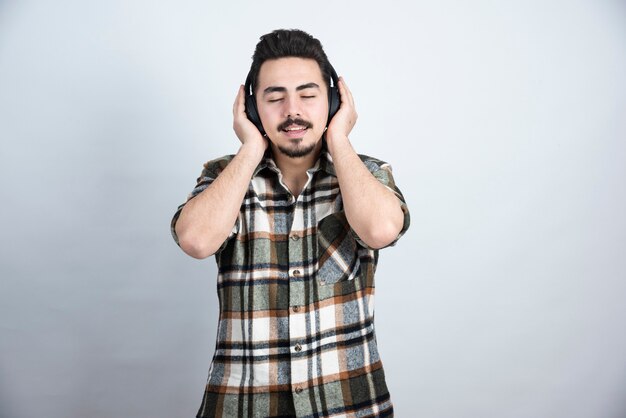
324,77,405,249
326,77,358,142
175,86,269,259
233,85,268,153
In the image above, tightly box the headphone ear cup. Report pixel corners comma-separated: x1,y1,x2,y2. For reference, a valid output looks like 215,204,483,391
328,86,340,124
245,94,265,135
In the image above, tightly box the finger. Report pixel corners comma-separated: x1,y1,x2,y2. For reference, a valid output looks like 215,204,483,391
338,77,355,108
344,80,355,108
233,85,245,116
233,85,240,115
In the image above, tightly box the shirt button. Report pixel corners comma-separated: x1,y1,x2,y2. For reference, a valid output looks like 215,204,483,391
292,269,301,277
295,343,302,352
295,386,303,394
290,233,300,241
292,305,300,312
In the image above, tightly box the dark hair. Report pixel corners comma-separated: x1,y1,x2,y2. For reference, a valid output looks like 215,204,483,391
248,29,332,94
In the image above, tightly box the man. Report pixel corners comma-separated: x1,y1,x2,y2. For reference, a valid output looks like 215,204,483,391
172,29,410,418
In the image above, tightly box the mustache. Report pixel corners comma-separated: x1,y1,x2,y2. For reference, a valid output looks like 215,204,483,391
277,117,313,131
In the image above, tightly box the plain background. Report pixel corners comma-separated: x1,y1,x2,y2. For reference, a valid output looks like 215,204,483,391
1,0,625,417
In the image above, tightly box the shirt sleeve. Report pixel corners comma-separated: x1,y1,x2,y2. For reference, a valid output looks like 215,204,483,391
352,157,411,249
170,155,239,253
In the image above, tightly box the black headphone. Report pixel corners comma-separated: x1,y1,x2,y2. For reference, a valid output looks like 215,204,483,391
244,63,341,135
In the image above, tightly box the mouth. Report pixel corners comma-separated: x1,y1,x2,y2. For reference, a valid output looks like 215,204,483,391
282,125,308,138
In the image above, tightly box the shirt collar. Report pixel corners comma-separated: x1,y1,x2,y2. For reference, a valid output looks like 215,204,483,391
252,139,336,177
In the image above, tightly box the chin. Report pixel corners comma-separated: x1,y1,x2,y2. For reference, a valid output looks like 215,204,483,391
276,140,317,158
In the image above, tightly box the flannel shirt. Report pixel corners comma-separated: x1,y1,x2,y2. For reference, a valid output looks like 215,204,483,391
171,143,410,418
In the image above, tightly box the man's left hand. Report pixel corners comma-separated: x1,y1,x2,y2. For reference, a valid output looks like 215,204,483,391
326,77,357,142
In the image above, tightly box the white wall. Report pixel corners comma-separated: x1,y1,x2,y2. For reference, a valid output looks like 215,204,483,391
1,0,625,417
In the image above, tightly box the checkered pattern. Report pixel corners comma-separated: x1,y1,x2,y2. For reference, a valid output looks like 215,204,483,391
172,143,410,417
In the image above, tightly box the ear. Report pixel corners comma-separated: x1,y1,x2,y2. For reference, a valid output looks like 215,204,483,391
244,72,266,135
245,94,265,135
328,85,340,124
326,64,341,126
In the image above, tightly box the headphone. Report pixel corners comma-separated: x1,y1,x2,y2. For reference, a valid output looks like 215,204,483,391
244,63,341,136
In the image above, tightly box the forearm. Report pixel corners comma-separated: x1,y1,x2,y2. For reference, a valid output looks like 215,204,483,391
175,143,265,258
327,135,404,249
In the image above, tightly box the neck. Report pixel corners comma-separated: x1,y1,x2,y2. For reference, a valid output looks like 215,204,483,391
270,139,323,197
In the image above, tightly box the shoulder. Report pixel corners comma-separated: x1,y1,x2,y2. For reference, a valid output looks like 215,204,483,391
357,154,392,174
200,154,236,178
356,154,399,187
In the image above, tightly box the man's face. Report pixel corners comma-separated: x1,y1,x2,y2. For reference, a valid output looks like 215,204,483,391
255,57,329,158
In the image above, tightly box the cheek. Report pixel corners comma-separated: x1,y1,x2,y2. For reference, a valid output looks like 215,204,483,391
258,107,278,128
310,102,329,124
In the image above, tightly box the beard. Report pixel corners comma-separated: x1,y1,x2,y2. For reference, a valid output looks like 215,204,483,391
276,138,317,158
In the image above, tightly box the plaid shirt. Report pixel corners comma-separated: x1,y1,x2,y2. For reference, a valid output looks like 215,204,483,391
172,144,410,418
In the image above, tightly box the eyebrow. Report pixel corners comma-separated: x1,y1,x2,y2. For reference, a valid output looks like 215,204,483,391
262,82,321,96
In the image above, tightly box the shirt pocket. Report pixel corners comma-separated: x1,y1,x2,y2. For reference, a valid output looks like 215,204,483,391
316,211,361,286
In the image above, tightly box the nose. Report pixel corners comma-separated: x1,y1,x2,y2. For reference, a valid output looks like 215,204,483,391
283,95,302,118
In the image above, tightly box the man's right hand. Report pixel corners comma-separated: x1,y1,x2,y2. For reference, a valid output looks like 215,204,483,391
175,86,269,259
233,85,268,152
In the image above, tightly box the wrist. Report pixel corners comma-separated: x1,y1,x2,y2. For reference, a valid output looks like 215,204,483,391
325,133,351,154
239,141,266,162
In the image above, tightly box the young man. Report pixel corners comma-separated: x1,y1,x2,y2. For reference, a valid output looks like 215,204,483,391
172,29,410,418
